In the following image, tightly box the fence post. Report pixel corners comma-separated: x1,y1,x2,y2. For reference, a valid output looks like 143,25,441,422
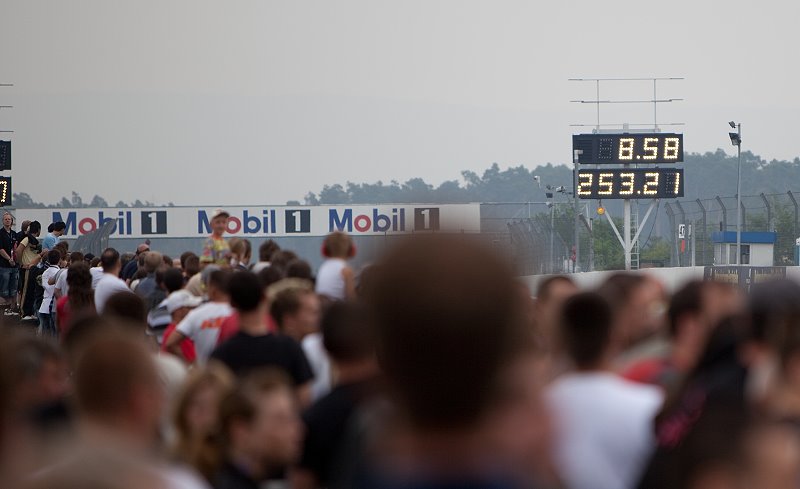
760,193,772,231
665,203,676,267
789,191,798,240
696,199,707,265
715,196,727,231
675,201,686,266
740,199,747,232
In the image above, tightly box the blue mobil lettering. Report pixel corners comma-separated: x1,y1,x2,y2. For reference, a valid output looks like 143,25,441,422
54,211,133,236
329,208,405,233
197,210,277,235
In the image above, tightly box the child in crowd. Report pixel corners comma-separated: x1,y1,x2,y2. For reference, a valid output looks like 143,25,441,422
315,231,356,301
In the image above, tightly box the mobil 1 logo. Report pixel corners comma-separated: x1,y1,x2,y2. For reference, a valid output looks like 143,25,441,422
141,211,167,235
414,207,440,231
285,209,311,233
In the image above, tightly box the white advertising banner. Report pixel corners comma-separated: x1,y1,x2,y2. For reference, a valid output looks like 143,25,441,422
12,204,482,239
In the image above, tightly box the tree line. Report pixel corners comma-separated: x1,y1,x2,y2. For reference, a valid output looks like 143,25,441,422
11,191,174,209
302,149,800,205
16,149,800,208
14,149,800,271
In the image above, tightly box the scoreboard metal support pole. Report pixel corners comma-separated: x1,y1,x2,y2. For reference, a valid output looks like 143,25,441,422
623,199,631,270
602,199,659,271
623,159,631,270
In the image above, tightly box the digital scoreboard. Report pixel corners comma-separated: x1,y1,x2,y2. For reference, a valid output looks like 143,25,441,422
0,141,9,171
576,168,683,200
0,177,11,206
573,133,683,164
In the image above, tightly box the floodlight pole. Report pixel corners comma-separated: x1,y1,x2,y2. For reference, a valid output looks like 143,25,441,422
549,202,555,273
735,124,742,265
573,150,582,272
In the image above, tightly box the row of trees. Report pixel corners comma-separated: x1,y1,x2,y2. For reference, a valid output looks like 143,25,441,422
19,149,800,209
11,191,173,209
303,163,568,205
303,149,800,205
16,148,800,271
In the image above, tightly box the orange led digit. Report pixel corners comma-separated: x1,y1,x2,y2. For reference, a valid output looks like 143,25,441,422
643,172,659,195
664,137,680,160
619,173,635,195
598,173,614,195
643,138,658,160
618,138,634,160
578,173,594,195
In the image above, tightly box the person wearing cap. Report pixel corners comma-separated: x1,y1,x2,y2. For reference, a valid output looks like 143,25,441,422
166,269,232,365
200,209,232,269
159,290,203,364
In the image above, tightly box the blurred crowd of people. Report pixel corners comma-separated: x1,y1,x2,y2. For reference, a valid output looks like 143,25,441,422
1,207,800,489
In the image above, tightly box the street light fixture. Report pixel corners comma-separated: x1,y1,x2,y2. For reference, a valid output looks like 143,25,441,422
728,121,742,265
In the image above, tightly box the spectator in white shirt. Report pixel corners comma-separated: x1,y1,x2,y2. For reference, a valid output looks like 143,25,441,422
38,249,62,338
50,251,84,299
94,248,132,314
546,292,664,489
165,269,232,365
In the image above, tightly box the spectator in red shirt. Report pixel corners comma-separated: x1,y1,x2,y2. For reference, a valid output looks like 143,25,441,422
160,290,202,364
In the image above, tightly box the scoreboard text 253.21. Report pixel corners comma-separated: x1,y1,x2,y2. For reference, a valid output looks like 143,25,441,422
576,168,683,200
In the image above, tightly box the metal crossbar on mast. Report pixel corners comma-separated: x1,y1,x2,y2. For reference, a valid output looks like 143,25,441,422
0,84,12,134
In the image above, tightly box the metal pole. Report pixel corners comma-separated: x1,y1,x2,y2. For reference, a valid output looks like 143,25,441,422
589,218,594,272
653,79,657,128
596,80,600,130
715,195,727,232
675,200,686,266
665,203,677,267
736,124,742,265
696,199,707,265
789,191,798,241
578,214,595,273
573,150,582,272
549,204,555,273
624,199,631,270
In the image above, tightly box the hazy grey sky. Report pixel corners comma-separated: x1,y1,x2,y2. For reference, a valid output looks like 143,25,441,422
2,0,798,205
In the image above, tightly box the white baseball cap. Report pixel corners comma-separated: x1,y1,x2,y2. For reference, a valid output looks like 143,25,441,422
160,290,203,314
211,208,230,220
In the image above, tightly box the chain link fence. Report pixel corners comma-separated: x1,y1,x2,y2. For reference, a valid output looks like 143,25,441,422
481,191,800,275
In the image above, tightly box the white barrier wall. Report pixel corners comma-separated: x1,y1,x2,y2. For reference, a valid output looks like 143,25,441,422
522,267,708,295
523,266,800,296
